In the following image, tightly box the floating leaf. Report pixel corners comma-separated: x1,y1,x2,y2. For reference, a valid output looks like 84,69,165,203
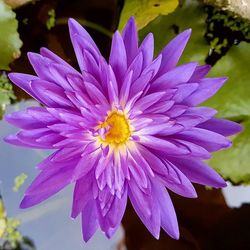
200,38,250,185
4,218,22,248
0,196,23,248
119,0,178,31
204,42,250,120
0,73,16,119
139,0,209,64
0,0,22,70
0,196,7,239
209,119,250,184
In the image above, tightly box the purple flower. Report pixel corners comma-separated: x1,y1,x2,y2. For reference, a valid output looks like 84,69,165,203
4,17,242,241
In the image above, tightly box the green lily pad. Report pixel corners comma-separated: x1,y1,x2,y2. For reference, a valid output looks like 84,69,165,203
204,42,250,120
204,42,250,184
118,0,178,31
139,0,209,64
209,119,250,185
0,0,22,70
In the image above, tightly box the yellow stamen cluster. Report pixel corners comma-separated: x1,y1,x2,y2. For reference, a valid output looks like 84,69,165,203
98,111,131,146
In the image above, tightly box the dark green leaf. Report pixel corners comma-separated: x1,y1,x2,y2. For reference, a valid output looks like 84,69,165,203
139,0,209,64
205,42,250,120
209,118,250,184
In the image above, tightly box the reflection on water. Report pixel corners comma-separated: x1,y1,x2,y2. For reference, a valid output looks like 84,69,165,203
223,182,250,208
0,101,123,250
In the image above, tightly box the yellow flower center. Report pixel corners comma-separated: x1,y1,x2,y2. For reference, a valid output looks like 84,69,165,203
98,111,131,145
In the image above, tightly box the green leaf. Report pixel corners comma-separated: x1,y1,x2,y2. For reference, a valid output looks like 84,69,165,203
204,42,250,120
0,73,16,119
139,0,209,64
203,42,250,184
0,196,7,238
119,0,178,31
209,119,250,184
0,0,22,70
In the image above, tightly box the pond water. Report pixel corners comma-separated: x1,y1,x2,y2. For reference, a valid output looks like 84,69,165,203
0,101,123,250
223,182,250,208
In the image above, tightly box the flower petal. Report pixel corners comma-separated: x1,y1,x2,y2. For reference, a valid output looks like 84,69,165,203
72,151,100,181
151,62,197,92
20,165,75,208
122,16,138,65
40,47,72,67
173,83,198,103
68,18,100,72
48,63,82,91
109,31,127,84
139,33,154,68
158,29,191,75
169,157,226,188
27,52,54,80
4,134,51,149
152,180,179,239
16,128,62,149
8,73,39,100
189,64,211,82
198,118,243,136
183,77,227,106
128,179,161,239
175,127,231,152
81,199,99,242
71,172,94,219
102,185,128,234
133,92,166,112
30,79,74,108
129,70,153,97
126,52,143,82
140,135,190,156
5,110,45,129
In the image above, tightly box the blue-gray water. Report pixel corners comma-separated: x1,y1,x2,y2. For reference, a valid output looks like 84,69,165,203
0,101,123,250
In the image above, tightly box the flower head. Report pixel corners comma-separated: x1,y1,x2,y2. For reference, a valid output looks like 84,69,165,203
5,17,242,241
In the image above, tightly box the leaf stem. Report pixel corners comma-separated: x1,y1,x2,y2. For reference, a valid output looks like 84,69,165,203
56,18,113,38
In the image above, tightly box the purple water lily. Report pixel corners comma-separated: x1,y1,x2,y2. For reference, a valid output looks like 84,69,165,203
4,17,242,241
